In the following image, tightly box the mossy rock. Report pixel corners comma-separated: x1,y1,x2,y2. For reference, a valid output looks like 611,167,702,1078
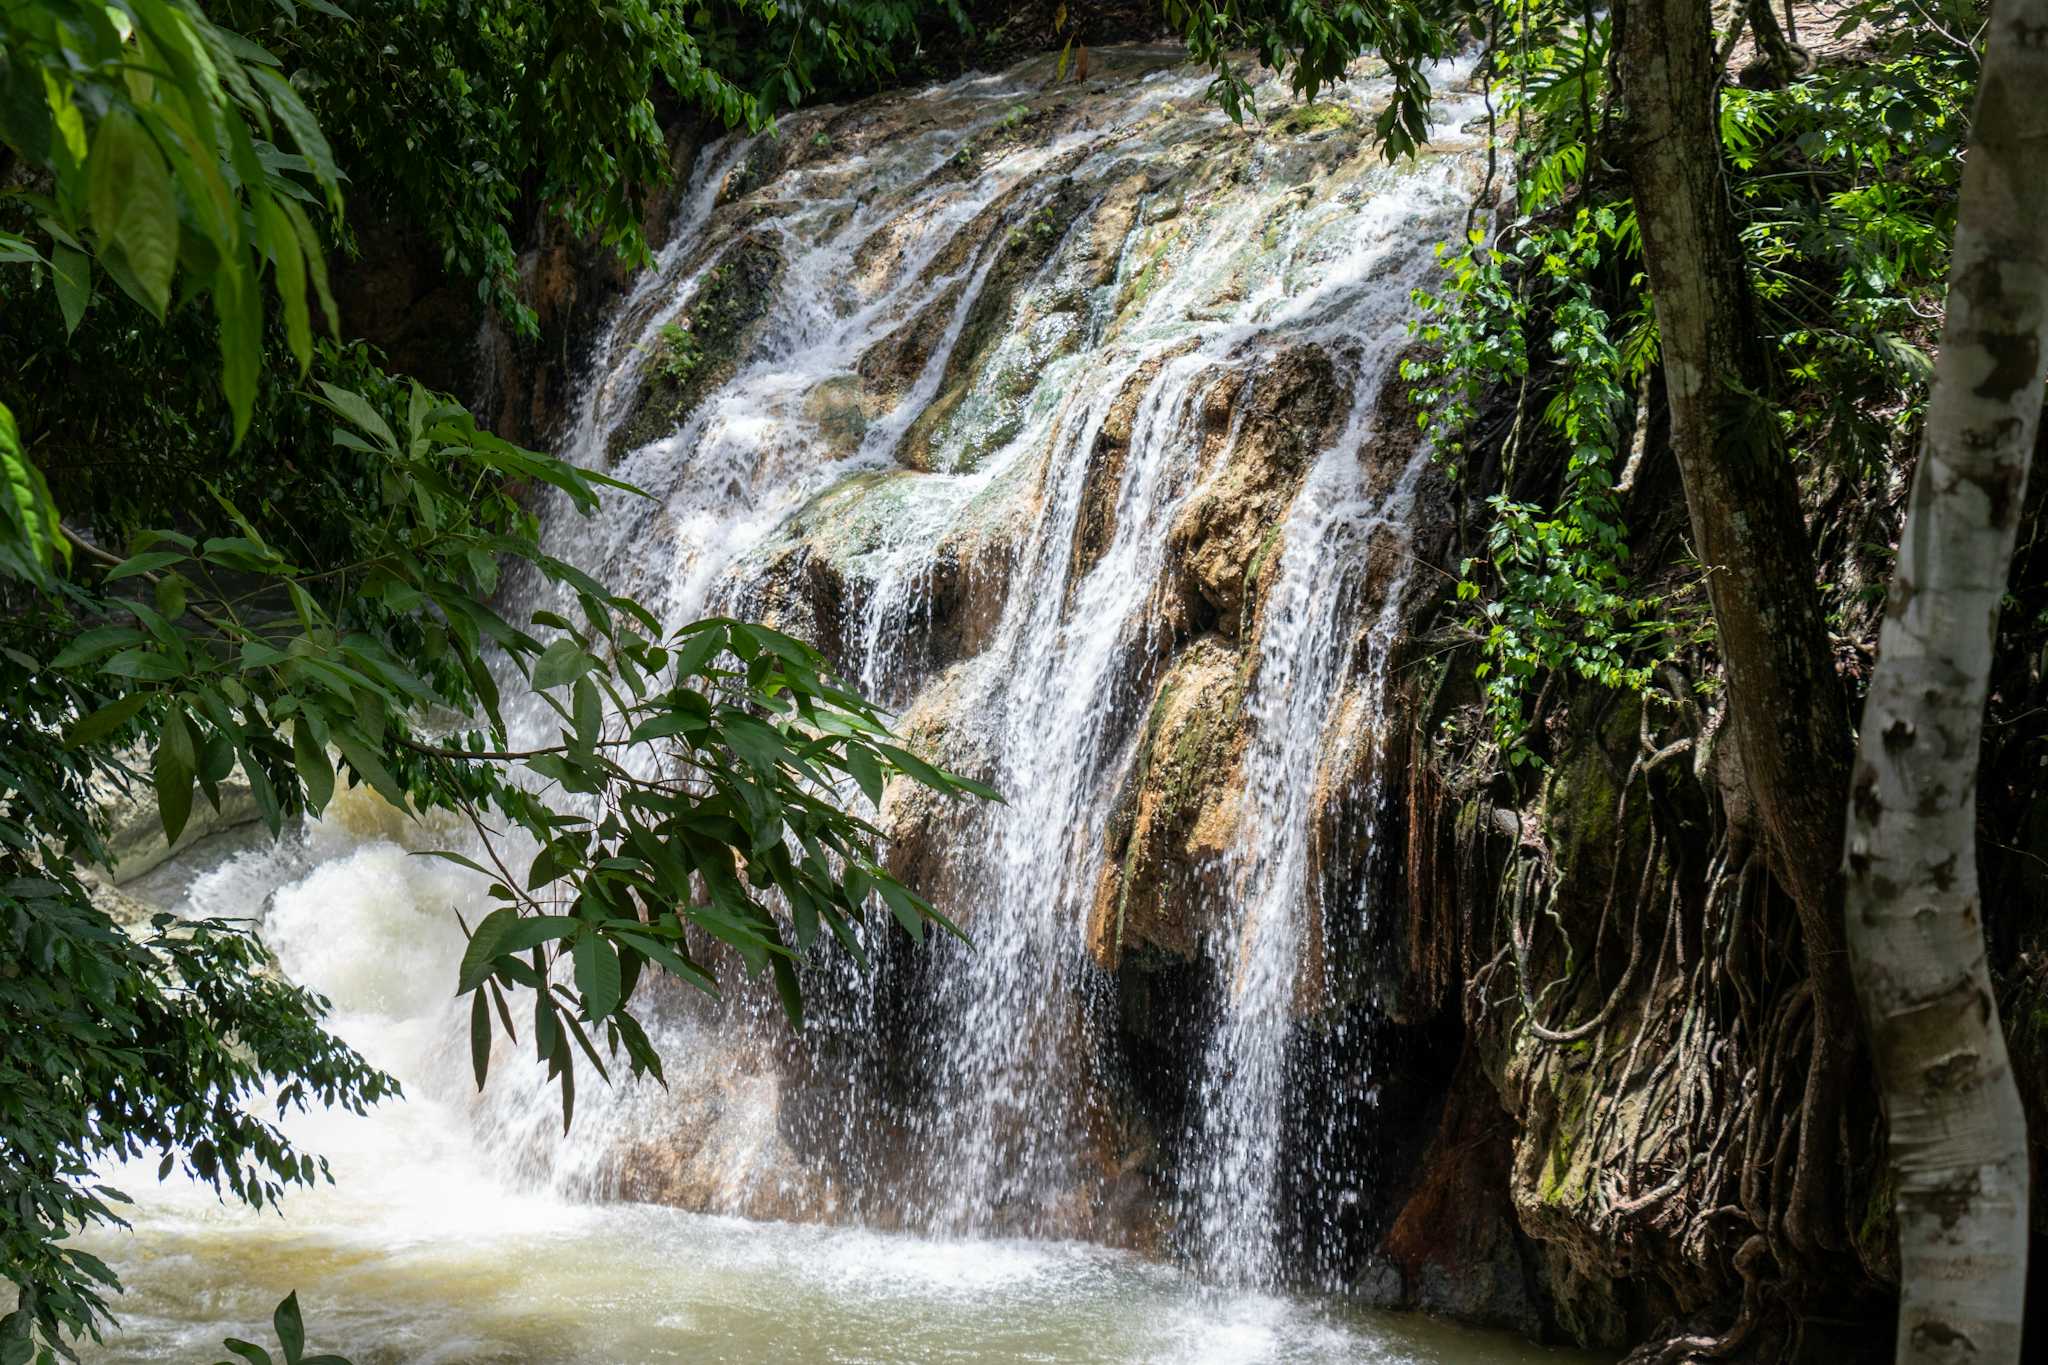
609,233,785,460
1087,635,1248,967
896,178,1096,473
1541,694,1651,895
1273,101,1359,136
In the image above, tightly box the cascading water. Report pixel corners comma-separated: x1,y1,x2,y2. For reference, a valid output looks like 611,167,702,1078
68,46,1585,1364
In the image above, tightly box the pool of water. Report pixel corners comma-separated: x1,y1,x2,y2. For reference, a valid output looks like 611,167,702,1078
71,755,1599,1365
78,1184,1596,1365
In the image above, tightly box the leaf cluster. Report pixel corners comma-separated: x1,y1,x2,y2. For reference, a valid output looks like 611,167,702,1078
1161,0,1464,156
0,4,994,1359
1407,213,1669,763
213,0,967,330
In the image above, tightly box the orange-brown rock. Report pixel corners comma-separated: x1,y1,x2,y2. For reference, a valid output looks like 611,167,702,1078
1165,344,1349,633
1087,635,1247,969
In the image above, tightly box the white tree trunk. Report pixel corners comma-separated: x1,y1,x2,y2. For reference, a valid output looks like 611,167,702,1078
1843,5,2048,1362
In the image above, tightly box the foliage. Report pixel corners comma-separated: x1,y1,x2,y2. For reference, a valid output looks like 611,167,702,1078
214,0,966,330
651,321,703,387
1407,213,1668,762
1397,0,1969,763
0,0,341,447
3,361,987,1359
1721,48,1974,478
0,1,992,1359
1161,0,1462,154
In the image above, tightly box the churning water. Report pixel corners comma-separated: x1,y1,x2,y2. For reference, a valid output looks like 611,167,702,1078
76,794,1583,1365
72,45,1592,1364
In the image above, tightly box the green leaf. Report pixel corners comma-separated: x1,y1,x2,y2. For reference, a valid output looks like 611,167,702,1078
102,647,182,681
628,710,703,744
220,1341,273,1365
845,744,883,804
256,198,312,370
499,915,579,952
772,952,803,1029
253,67,340,193
572,676,601,749
877,878,924,943
67,691,151,746
332,735,408,814
52,625,144,668
88,111,178,317
214,266,263,444
670,625,727,679
105,550,184,581
574,930,622,1019
155,573,189,620
293,718,334,814
312,383,397,454
470,989,492,1090
272,1292,305,1364
0,402,64,583
0,230,43,266
530,639,589,691
416,848,494,878
156,709,196,844
457,907,518,994
50,244,90,335
527,838,572,891
277,197,338,339
245,750,284,836
721,713,788,773
613,930,718,994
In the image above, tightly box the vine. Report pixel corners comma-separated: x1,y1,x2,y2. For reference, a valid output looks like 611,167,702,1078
1406,212,1671,765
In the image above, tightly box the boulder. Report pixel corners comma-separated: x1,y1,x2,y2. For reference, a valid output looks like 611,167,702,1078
1165,344,1349,634
1087,634,1247,969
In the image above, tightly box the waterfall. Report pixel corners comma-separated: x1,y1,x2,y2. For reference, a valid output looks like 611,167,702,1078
450,43,1489,1280
89,48,1491,1322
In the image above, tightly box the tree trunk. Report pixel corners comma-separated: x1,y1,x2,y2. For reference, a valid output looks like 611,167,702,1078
1617,0,1859,1257
1842,4,2046,1359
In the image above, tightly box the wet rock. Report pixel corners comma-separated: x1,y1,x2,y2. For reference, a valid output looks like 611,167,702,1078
1377,1049,1550,1336
742,540,854,665
614,1065,844,1223
1069,349,1186,590
1084,172,1150,286
895,170,1096,473
608,231,786,460
79,867,164,930
879,664,996,921
86,759,258,884
804,375,871,461
1087,634,1246,968
1165,345,1350,635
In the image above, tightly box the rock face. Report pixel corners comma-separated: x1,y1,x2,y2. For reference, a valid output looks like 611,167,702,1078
1164,346,1347,634
1088,634,1245,968
517,37,1589,1344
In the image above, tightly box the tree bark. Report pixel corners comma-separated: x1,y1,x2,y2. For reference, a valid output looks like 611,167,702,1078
1617,0,1859,1257
1843,4,2046,1360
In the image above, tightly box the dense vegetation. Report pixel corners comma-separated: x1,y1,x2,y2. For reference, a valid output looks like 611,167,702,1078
1,0,2039,1361
0,2,988,1358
